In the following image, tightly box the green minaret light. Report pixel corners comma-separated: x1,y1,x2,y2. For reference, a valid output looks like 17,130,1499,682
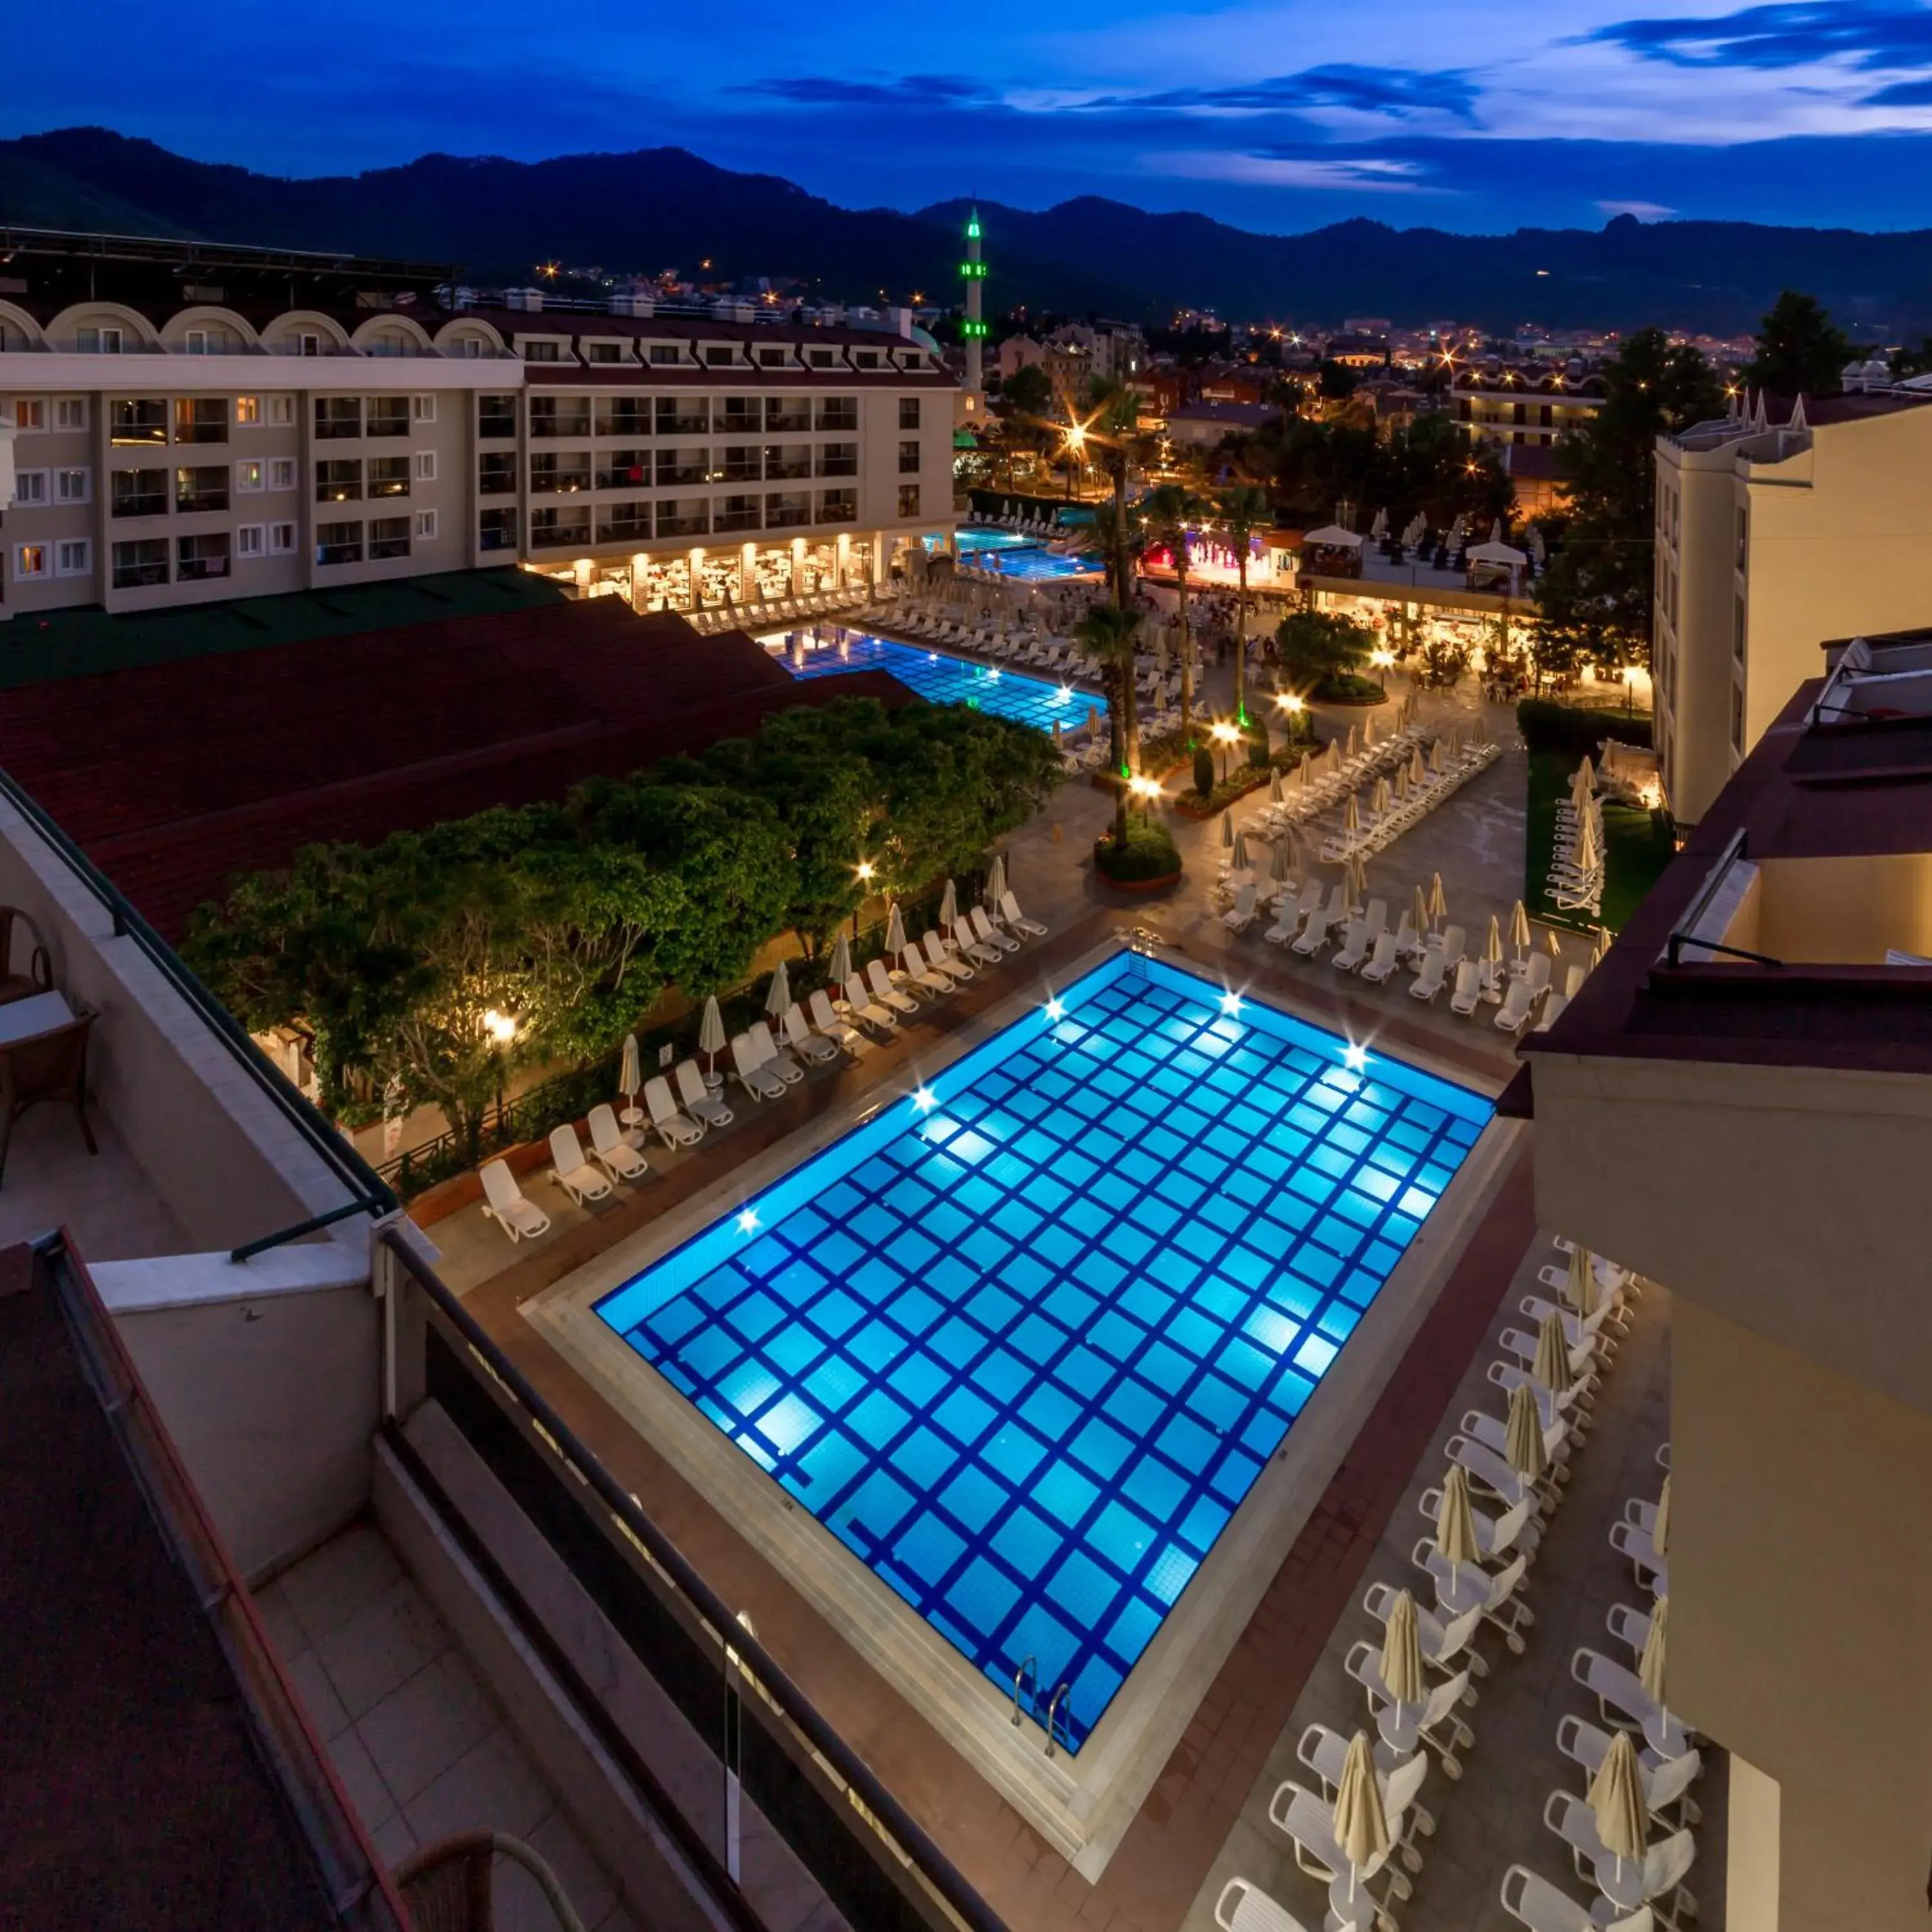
960,206,987,397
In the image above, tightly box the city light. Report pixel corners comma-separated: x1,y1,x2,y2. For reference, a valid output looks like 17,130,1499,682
1370,649,1396,670
1211,721,1240,745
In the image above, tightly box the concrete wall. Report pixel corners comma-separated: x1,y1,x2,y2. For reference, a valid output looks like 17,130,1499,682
1751,852,1932,963
1674,1301,1932,1931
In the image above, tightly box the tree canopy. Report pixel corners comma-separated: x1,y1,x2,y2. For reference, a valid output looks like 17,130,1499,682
1275,609,1374,692
1743,290,1852,400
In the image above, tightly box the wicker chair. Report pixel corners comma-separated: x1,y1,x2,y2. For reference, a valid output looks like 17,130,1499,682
393,1832,588,1932
0,906,52,1007
0,1007,96,1183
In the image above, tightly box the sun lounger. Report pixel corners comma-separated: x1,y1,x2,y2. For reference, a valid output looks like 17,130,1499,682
921,930,976,983
731,1032,789,1099
1410,924,1464,1001
1331,916,1372,972
588,1103,651,1180
998,890,1047,938
865,958,920,1016
1495,954,1551,1032
1359,929,1403,983
969,905,1021,956
952,921,1003,969
1291,906,1334,958
642,1075,705,1148
806,987,866,1054
675,1057,734,1127
479,1158,551,1243
842,974,900,1034
1212,1876,1315,1932
1449,958,1484,1016
549,1123,614,1205
1222,884,1258,934
748,1019,805,1083
782,1002,842,1063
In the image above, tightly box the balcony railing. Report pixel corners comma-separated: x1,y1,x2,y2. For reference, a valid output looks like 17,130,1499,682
529,517,591,549
175,556,231,582
656,511,708,538
714,507,761,533
111,490,167,520
175,486,230,515
595,408,651,439
764,406,811,433
656,411,710,437
478,409,518,440
479,522,518,552
316,538,365,566
111,558,170,589
531,469,593,495
596,515,652,544
764,455,811,480
764,501,810,529
596,460,650,491
314,413,363,441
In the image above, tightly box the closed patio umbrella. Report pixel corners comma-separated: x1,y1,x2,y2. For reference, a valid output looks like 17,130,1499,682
1587,1729,1649,1884
1591,926,1611,968
1510,900,1531,961
1345,724,1359,760
1471,708,1490,746
1640,1593,1670,1705
1435,1467,1482,1596
1372,776,1391,815
1380,1589,1426,1714
1269,835,1293,889
1573,811,1602,875
883,905,908,965
828,932,853,987
765,958,794,1021
1298,751,1316,789
1428,873,1449,927
1412,883,1432,938
1230,829,1251,873
1362,711,1376,748
1653,1476,1671,1558
1269,766,1285,805
1564,1244,1600,1320
1505,1380,1549,1487
1531,1308,1575,1396
1220,812,1235,851
986,853,1008,905
1347,854,1368,909
1484,913,1504,974
1409,747,1427,788
1429,740,1445,776
1448,723,1463,761
1572,755,1596,805
1393,766,1410,803
1547,924,1564,960
698,994,727,1083
619,1032,643,1128
939,877,958,933
1334,1731,1391,1908
1343,793,1361,835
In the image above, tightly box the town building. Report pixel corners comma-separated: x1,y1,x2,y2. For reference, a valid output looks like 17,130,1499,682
1651,387,1932,826
0,229,958,625
1451,365,1604,451
1161,399,1274,449
1520,635,1932,1931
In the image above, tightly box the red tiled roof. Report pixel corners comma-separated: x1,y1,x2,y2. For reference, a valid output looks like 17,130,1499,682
0,602,908,938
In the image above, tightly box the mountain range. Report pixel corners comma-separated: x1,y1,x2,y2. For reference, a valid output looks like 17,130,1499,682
8,128,1932,336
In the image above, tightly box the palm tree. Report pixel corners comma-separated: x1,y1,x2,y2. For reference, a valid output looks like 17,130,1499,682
1142,482,1209,742
1072,602,1144,849
1085,376,1150,608
1215,484,1272,727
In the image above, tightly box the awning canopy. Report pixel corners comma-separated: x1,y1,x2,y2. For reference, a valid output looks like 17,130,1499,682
1300,525,1363,547
1466,540,1528,566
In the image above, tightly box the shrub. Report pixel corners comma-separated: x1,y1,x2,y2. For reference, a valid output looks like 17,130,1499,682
1245,728,1271,769
1314,672,1387,704
1192,745,1215,797
1517,697,1654,757
1094,819,1182,882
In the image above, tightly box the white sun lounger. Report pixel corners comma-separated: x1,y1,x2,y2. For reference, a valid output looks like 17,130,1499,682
675,1057,734,1127
1213,1876,1314,1932
895,945,952,999
1449,958,1484,1016
731,1032,789,1099
922,930,975,982
748,1019,806,1083
782,1002,842,1063
968,905,1020,956
549,1123,614,1205
999,890,1047,938
842,974,900,1034
1495,954,1551,1032
1411,924,1465,1001
1418,1483,1540,1561
643,1075,705,1148
1499,1863,1655,1932
1222,884,1258,933
951,920,1003,969
1345,1642,1475,1774
479,1158,551,1243
806,987,866,1054
1291,905,1334,958
1331,916,1373,972
588,1103,652,1179
865,958,920,1016
1359,928,1403,983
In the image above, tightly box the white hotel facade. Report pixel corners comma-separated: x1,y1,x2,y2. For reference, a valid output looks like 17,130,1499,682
0,234,960,623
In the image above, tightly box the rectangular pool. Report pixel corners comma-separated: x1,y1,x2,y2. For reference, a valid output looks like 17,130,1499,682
761,627,1097,734
594,952,1491,1750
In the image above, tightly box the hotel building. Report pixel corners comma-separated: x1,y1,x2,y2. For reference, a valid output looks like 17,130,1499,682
0,229,958,625
1522,634,1932,1929
1652,387,1932,826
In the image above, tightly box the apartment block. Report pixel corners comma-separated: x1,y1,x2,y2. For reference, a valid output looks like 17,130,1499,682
1652,388,1932,825
1450,367,1604,450
0,231,958,623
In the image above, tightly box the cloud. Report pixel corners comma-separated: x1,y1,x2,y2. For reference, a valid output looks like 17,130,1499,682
1156,148,1441,192
1587,0,1932,71
1097,65,1481,122
1862,75,1932,102
735,73,994,107
1597,198,1678,218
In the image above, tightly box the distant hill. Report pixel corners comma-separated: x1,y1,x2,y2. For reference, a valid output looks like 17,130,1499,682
8,128,1932,334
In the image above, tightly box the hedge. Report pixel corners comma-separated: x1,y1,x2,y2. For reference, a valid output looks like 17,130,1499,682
1094,819,1182,882
1517,697,1654,759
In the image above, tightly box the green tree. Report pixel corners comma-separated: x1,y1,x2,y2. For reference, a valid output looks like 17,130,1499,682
1743,290,1852,399
1275,608,1373,696
1215,484,1272,726
1535,327,1724,676
999,362,1053,419
1084,375,1152,607
1072,602,1145,849
1142,481,1209,741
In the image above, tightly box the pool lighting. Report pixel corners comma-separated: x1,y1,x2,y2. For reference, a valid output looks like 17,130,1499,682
913,1086,937,1112
737,1208,761,1235
1045,996,1065,1020
1343,1042,1369,1072
1057,684,1073,702
1220,990,1242,1016
988,667,1001,680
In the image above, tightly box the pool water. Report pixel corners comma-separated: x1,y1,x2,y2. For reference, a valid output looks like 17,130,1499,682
949,525,1102,580
596,952,1491,1750
761,627,1095,734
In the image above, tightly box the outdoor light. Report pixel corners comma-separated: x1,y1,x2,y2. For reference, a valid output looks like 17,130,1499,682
737,1208,761,1234
913,1086,936,1112
1343,1042,1369,1072
1275,692,1306,714
1370,649,1396,669
856,860,876,883
1220,990,1242,1016
1045,997,1065,1020
1211,721,1239,744
483,1009,518,1045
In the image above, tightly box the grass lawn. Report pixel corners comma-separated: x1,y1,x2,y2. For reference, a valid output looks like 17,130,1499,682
1524,750,1676,933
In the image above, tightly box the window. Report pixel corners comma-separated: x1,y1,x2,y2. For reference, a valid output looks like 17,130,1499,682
764,490,810,529
594,399,650,438
55,538,91,577
415,509,439,541
414,450,437,482
12,469,47,507
184,328,211,355
111,538,170,589
478,451,518,496
269,522,297,555
236,524,265,559
653,500,708,540
478,395,518,439
758,348,787,368
316,459,363,503
528,504,591,547
267,395,296,425
55,399,86,431
530,396,592,439
11,400,45,431
586,343,624,364
714,495,761,533
111,469,168,518
717,445,761,482
716,397,761,433
13,544,49,580
366,397,410,438
236,459,265,493
654,398,708,436
316,520,364,566
53,467,88,504
77,325,124,354
1730,681,1745,754
479,507,518,552
235,395,260,426
898,439,921,475
294,332,323,357
704,345,735,366
815,442,857,478
175,466,229,513
269,457,297,491
654,448,707,488
815,397,857,432
855,350,880,368
315,397,362,440
369,516,412,560
595,503,652,544
532,451,593,493
764,399,811,432
523,340,560,363
817,488,857,524
368,455,411,499
647,345,681,365
897,484,921,519
412,393,437,422
763,443,811,479
1736,507,1748,572
899,397,921,430
174,398,228,444
110,398,168,446
1733,594,1747,665
807,348,835,369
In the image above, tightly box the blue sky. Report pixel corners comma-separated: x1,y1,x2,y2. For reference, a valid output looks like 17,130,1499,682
14,0,1932,232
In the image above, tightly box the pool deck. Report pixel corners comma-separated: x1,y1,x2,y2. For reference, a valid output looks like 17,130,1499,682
441,901,1541,1932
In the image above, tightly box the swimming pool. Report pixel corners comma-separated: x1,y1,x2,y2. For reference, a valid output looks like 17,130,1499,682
594,951,1492,1752
949,526,1102,580
761,627,1095,734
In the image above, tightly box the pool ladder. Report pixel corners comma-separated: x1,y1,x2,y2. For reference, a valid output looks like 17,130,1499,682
1009,1657,1072,1759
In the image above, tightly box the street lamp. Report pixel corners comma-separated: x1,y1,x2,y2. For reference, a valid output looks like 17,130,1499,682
1210,718,1240,782
853,860,876,942
482,1008,518,1141
1128,773,1161,819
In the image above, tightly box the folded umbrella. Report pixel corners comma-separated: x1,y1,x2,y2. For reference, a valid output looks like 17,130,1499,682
1380,1588,1426,1710
939,877,958,932
698,994,727,1079
1640,1593,1669,1705
1333,1730,1392,1906
1230,829,1251,873
1434,1468,1482,1595
1428,873,1449,926
1221,812,1235,851
1564,1244,1599,1320
986,853,1008,905
1510,899,1531,960
828,932,853,986
1653,1475,1671,1558
619,1032,643,1126
1505,1379,1549,1486
765,958,794,1020
1587,1728,1649,1882
1531,1308,1575,1396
